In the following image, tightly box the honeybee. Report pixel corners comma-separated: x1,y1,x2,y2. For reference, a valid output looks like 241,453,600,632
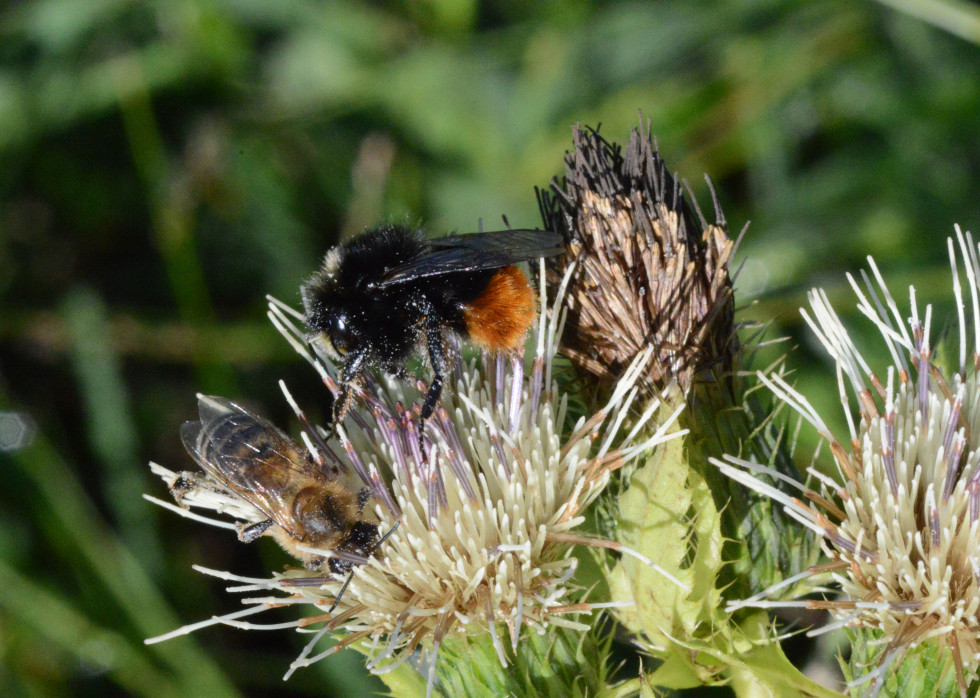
176,395,379,574
302,224,563,437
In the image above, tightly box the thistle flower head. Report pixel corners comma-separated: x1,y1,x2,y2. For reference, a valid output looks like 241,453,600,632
147,263,684,693
717,226,980,696
538,123,736,394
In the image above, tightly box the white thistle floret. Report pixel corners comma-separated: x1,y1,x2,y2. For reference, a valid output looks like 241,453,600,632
715,226,980,697
147,261,685,692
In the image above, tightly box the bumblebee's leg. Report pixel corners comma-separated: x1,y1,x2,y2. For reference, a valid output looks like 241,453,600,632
328,350,368,438
238,519,274,543
329,386,352,437
419,325,447,445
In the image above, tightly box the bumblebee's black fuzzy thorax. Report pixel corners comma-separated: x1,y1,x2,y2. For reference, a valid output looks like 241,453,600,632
302,225,425,326
333,224,428,291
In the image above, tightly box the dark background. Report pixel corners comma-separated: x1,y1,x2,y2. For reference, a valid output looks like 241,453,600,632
1,1,978,696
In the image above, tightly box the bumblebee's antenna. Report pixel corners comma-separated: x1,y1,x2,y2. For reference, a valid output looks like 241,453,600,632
327,520,401,615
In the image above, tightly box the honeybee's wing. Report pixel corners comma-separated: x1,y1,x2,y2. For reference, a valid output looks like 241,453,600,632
369,229,563,289
180,396,323,539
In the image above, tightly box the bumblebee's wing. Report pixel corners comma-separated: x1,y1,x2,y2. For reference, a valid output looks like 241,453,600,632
370,229,563,289
180,395,322,538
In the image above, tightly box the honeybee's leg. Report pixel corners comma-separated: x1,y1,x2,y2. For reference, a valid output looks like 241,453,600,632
419,326,447,445
169,471,224,505
327,521,402,615
328,350,367,438
237,519,274,543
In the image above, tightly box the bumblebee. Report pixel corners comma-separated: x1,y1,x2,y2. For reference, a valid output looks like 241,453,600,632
176,395,379,574
301,224,563,437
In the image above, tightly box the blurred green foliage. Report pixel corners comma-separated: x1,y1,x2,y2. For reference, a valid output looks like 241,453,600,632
0,0,978,696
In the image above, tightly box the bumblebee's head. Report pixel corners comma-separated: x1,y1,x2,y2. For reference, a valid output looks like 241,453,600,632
323,311,355,358
301,270,357,361
304,304,356,363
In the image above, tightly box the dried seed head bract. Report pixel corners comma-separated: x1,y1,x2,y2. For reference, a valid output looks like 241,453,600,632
146,263,685,693
717,226,980,696
537,122,737,396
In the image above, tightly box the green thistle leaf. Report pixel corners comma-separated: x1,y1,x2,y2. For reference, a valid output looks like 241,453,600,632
608,419,723,655
607,400,842,696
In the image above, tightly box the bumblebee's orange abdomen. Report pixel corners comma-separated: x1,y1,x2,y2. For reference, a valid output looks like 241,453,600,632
462,265,536,351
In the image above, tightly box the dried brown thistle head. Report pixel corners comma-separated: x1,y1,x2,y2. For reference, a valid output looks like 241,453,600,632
538,123,736,395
